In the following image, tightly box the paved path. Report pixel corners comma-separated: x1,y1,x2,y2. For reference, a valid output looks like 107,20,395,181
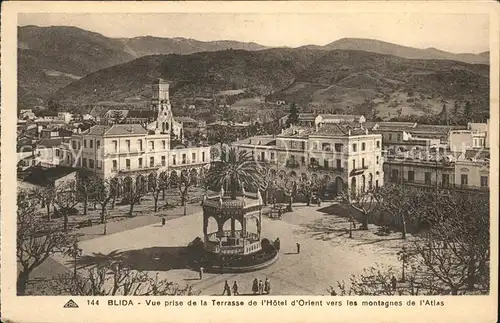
49,202,405,295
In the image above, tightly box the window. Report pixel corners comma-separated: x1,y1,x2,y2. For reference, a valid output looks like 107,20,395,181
376,156,379,164
138,158,143,168
202,152,206,162
96,140,100,149
301,156,306,165
161,156,166,166
480,176,488,187
72,141,77,149
301,142,306,150
352,143,357,152
324,160,329,169
376,141,380,149
138,140,143,151
361,142,366,151
112,160,117,171
461,174,468,186
83,139,87,148
82,158,87,168
442,174,450,187
192,153,196,163
126,159,130,170
408,170,414,182
182,154,187,164
150,157,154,167
126,140,131,152
172,155,177,165
362,158,365,168
96,160,101,169
425,172,432,185
389,134,393,141
334,143,343,152
162,140,166,149
55,149,60,157
113,140,118,152
149,141,155,150
66,155,70,164
352,159,356,169
89,159,94,169
261,152,265,161
391,169,399,182
270,152,275,160
89,140,93,149
336,159,341,169
397,134,401,141
322,143,331,151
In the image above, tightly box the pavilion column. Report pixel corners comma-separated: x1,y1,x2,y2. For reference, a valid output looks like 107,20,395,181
230,217,236,236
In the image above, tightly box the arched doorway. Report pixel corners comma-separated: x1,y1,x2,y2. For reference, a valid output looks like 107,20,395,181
351,177,357,196
335,177,344,196
361,175,366,192
368,173,373,190
136,175,146,193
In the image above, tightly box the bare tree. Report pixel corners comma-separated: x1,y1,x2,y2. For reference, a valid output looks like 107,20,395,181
377,184,427,239
76,171,94,215
258,166,275,206
17,189,75,295
123,178,148,217
53,261,198,296
298,175,320,206
179,173,194,216
33,186,55,221
274,175,298,212
53,180,80,233
91,176,115,224
340,188,380,230
150,171,168,212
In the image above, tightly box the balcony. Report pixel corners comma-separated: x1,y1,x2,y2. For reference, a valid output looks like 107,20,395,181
308,164,344,173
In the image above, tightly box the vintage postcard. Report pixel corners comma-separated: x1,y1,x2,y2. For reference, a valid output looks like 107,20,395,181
1,1,499,322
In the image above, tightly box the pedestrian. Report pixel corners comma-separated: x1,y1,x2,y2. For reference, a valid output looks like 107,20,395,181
161,217,166,226
391,275,397,290
275,238,280,251
223,280,231,296
264,278,271,294
277,208,282,219
232,281,239,296
258,279,264,294
199,266,204,280
296,242,301,254
252,278,259,294
317,197,321,207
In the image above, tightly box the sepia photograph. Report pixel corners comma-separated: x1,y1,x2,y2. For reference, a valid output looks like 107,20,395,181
1,1,499,323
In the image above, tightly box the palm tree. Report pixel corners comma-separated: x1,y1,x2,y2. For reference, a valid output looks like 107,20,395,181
206,147,263,200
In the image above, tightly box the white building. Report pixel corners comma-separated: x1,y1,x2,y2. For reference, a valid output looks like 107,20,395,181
233,122,384,197
56,79,211,181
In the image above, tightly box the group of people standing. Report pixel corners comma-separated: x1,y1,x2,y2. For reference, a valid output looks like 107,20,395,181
221,278,271,295
252,277,271,295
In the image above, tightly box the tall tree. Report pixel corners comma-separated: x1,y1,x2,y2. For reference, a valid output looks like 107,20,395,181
340,188,380,230
150,171,168,212
91,177,115,225
17,189,75,295
53,180,80,233
275,174,298,212
206,147,262,200
286,102,299,127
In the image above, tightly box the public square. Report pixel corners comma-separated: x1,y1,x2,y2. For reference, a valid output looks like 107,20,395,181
50,202,405,296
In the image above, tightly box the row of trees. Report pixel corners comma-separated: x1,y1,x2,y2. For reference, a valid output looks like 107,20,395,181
16,168,206,296
334,188,490,295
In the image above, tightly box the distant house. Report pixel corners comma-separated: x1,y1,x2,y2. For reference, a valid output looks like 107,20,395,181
22,166,77,188
36,110,59,121
103,109,129,123
315,114,366,127
125,110,157,124
57,112,73,123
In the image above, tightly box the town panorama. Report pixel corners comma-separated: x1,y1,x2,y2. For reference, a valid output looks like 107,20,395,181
15,21,490,297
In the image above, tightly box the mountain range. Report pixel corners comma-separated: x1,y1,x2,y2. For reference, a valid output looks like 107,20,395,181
18,25,490,121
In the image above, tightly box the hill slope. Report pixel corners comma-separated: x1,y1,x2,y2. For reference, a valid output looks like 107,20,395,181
52,49,489,121
301,38,489,64
17,25,268,107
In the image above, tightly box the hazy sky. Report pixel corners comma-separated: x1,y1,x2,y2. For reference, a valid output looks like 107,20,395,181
19,13,490,54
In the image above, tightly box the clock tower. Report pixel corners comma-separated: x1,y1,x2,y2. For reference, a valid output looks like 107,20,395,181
152,78,173,134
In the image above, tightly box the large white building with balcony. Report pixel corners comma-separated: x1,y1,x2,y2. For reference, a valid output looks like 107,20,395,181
55,80,211,181
233,122,384,197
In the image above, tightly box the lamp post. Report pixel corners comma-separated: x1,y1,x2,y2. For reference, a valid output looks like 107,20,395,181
68,242,83,280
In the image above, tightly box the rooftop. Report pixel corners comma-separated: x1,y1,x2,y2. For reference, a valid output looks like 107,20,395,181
23,166,77,187
84,124,149,136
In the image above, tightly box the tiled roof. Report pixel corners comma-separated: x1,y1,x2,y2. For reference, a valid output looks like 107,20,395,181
127,110,156,119
37,110,59,117
85,125,110,136
314,124,367,136
105,124,148,136
176,116,198,123
38,138,68,148
320,114,363,120
23,166,77,186
464,149,490,161
104,109,129,119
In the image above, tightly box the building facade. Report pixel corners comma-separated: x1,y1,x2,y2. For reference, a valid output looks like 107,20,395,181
233,123,384,196
55,80,211,182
